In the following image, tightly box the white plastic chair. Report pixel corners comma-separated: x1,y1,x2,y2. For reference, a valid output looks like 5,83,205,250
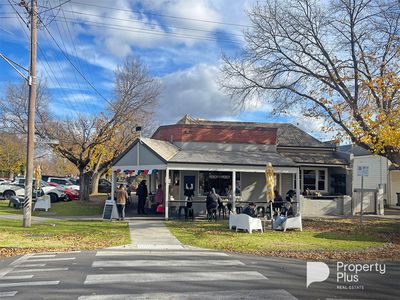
34,195,51,212
282,214,303,232
235,214,263,234
229,213,238,229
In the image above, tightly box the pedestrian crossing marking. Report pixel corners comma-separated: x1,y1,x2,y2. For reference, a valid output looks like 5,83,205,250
27,257,75,262
85,271,267,285
0,280,59,288
0,291,18,297
92,259,244,268
15,264,46,268
78,289,297,300
96,251,228,257
0,275,34,280
12,268,69,273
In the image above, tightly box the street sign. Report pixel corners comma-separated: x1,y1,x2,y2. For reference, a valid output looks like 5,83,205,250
357,166,369,177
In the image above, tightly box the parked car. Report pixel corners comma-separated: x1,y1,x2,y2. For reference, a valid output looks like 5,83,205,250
98,178,111,193
11,178,66,202
0,183,25,200
0,178,10,185
47,177,80,191
48,182,79,201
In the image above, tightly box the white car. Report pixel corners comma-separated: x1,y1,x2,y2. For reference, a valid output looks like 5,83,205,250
47,177,80,191
0,178,10,185
7,178,66,202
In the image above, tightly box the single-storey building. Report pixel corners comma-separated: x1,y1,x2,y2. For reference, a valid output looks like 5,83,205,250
338,145,400,210
112,115,350,219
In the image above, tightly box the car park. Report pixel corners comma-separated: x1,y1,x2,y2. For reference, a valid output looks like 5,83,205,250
11,178,66,202
98,178,111,193
47,177,80,191
0,178,10,185
48,182,79,201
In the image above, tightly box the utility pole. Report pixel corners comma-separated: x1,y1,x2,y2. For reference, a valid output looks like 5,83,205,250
23,0,37,228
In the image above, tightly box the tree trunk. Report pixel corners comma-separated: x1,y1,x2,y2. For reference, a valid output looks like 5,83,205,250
91,171,100,195
79,168,92,202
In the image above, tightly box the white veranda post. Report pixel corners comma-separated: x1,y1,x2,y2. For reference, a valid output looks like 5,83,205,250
111,171,115,201
295,168,301,214
232,171,236,210
164,168,169,220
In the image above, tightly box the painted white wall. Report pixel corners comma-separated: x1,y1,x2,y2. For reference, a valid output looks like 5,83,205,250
389,170,400,206
352,155,388,191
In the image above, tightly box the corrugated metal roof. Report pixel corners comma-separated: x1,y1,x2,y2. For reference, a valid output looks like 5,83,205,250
280,151,349,165
141,138,180,161
169,149,297,166
338,145,372,156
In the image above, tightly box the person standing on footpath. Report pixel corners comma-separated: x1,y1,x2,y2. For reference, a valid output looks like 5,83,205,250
116,184,128,221
136,180,148,215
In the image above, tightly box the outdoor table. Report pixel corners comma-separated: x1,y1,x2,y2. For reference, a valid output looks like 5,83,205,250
259,216,273,231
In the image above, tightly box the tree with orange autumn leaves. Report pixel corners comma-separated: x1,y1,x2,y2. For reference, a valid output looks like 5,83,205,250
221,0,400,166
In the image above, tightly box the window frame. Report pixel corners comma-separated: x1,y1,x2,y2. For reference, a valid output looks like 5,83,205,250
300,167,328,193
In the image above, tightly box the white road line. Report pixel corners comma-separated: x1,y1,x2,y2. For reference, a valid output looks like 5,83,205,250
0,275,34,280
0,291,18,297
77,289,297,300
0,269,14,279
27,257,75,262
0,281,59,288
12,268,68,273
9,254,34,266
31,254,56,258
15,264,46,268
85,271,267,285
96,251,228,257
92,260,244,268
136,244,185,250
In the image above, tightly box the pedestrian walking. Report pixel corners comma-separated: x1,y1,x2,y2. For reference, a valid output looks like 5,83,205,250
116,184,128,221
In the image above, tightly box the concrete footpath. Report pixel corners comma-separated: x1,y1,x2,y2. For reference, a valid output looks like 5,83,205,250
109,220,187,250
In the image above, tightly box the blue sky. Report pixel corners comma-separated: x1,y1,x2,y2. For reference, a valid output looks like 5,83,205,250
0,0,327,139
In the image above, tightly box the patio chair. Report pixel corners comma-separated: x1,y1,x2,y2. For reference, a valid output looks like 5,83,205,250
235,214,263,234
273,214,303,232
8,196,22,209
207,208,217,221
282,214,302,232
218,204,227,219
33,195,51,212
229,213,238,229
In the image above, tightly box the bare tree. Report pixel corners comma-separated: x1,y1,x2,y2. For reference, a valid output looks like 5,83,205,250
0,57,160,200
221,0,400,165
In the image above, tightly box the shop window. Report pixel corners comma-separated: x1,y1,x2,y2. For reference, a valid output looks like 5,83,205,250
199,171,240,196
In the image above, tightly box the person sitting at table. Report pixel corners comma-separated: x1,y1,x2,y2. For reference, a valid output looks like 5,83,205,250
273,189,284,212
286,189,296,202
206,188,219,220
274,201,294,229
243,202,257,217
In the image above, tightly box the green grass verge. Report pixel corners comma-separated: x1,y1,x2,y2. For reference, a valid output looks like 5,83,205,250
0,219,130,251
0,200,103,217
165,219,395,254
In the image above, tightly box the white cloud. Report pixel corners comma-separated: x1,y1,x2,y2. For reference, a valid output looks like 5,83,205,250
155,63,239,125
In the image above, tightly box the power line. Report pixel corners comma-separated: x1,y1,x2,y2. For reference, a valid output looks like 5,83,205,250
7,1,87,119
54,9,244,38
52,17,241,45
36,14,113,106
70,1,251,28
